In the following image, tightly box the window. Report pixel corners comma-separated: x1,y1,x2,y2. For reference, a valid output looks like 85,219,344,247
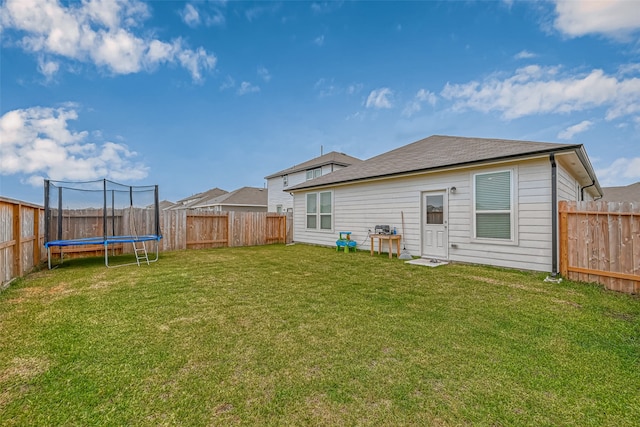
283,175,288,187
306,191,332,230
474,170,513,240
276,205,282,214
306,167,322,180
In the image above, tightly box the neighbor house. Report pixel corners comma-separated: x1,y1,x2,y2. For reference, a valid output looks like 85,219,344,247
265,151,362,213
189,186,268,212
171,187,228,210
286,135,602,274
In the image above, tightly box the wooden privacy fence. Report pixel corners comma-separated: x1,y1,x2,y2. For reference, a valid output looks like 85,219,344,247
1,200,291,287
559,201,639,294
0,197,45,287
160,210,291,251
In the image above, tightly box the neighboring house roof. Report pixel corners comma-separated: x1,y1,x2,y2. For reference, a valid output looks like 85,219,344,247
172,187,228,209
600,182,640,202
264,151,363,179
192,186,267,208
158,200,175,210
287,135,602,196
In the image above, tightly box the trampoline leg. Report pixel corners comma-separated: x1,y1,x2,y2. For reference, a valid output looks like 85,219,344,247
47,246,51,270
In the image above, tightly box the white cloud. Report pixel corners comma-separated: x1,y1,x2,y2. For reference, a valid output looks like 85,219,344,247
0,106,148,184
514,50,536,59
181,2,225,27
557,120,593,140
37,57,60,80
181,4,200,27
553,0,640,39
403,88,437,117
441,65,640,121
258,66,271,82
365,88,393,109
219,75,235,91
205,9,225,26
313,35,325,46
237,81,260,95
596,157,640,186
0,0,216,82
177,47,217,83
314,79,362,98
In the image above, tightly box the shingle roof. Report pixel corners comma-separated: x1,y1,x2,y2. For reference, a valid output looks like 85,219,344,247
287,135,582,191
193,186,267,207
264,151,362,179
173,187,228,209
600,182,640,202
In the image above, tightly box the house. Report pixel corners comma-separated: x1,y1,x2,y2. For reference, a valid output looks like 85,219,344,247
189,186,268,212
265,151,362,213
171,187,228,210
286,135,602,274
600,182,640,202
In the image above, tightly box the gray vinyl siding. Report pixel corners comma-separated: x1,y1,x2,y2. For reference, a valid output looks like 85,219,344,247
293,157,562,273
557,163,580,202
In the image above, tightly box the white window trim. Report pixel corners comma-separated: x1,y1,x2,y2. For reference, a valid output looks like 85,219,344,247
305,191,333,232
306,167,322,181
471,167,518,245
283,175,288,187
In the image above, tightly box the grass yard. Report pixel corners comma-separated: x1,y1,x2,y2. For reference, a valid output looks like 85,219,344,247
1,244,639,426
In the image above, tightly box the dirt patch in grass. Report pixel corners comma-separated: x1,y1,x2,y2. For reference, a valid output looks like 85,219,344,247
0,357,50,409
0,356,50,382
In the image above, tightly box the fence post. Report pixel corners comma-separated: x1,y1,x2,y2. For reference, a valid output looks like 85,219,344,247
33,207,41,263
12,203,22,277
559,201,568,277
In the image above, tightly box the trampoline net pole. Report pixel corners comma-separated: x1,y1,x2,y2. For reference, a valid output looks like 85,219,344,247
103,179,107,241
57,186,63,241
44,180,50,245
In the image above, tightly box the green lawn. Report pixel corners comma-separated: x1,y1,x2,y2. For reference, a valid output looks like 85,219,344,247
1,244,638,426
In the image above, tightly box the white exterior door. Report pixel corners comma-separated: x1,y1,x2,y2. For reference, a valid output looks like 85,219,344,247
422,191,448,259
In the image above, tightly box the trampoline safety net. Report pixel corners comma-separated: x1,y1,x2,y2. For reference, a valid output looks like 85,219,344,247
44,179,162,268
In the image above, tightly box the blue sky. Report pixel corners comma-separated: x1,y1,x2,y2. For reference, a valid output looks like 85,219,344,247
1,0,639,204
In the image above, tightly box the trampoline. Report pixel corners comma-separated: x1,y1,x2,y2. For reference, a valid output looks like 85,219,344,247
44,179,162,269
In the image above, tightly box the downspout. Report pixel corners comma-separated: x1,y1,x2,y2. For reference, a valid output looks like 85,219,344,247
580,180,596,201
550,154,558,277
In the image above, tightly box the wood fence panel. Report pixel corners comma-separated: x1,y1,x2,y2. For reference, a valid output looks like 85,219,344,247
186,212,228,249
559,201,639,294
608,202,621,291
1,200,15,283
620,202,634,293
1,198,45,287
160,209,186,251
2,200,288,286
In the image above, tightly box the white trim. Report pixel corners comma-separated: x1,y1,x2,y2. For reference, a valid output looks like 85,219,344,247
305,190,334,232
471,167,519,245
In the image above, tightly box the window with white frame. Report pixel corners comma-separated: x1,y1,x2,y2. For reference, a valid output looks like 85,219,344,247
474,170,513,240
283,175,288,187
306,191,332,230
306,167,322,180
